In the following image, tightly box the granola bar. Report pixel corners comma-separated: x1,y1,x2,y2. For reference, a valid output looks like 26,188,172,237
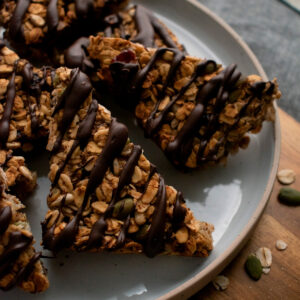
87,37,281,168
0,44,213,265
61,4,184,71
42,67,214,257
0,0,129,57
0,167,49,292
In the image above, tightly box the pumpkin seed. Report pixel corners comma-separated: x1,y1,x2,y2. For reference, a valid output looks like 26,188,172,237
212,275,229,291
278,187,300,205
245,254,262,281
205,61,217,74
112,198,134,219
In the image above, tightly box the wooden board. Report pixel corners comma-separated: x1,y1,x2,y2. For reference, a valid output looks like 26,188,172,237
193,109,300,299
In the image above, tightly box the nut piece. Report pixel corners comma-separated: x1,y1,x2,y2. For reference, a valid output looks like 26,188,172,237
212,275,230,291
255,247,272,268
276,240,287,251
277,169,296,185
175,226,188,244
245,254,262,281
262,267,271,275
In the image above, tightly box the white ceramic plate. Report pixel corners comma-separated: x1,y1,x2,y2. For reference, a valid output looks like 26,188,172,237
2,0,280,299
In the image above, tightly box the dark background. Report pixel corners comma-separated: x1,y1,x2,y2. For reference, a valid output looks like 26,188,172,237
199,0,300,121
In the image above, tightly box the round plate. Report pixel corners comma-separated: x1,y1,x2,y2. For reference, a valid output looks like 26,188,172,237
2,0,280,299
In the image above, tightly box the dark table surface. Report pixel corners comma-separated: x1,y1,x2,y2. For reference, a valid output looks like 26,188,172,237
199,0,300,121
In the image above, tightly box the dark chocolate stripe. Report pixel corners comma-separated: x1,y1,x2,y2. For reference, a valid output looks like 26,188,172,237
0,206,12,235
132,5,155,47
132,5,180,49
9,0,30,40
172,191,186,226
0,62,17,145
52,68,93,152
144,176,166,257
75,0,94,18
47,0,59,31
0,231,33,279
64,37,94,72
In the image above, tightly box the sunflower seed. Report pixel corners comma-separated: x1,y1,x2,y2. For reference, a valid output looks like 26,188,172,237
276,240,287,251
212,275,229,291
277,169,296,185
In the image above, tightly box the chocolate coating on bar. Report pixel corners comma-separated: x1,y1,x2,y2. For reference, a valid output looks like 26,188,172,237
144,176,166,257
0,62,17,145
64,37,94,72
0,206,12,235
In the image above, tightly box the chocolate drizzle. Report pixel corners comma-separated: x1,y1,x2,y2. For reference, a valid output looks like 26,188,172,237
64,37,94,73
172,192,186,227
52,68,93,152
9,0,30,40
132,5,179,49
75,0,94,18
47,0,59,31
0,61,17,145
144,176,166,257
0,206,12,235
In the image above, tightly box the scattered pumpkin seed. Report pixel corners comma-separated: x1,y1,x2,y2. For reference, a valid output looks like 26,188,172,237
276,240,287,251
277,169,296,185
112,198,134,219
212,275,229,291
278,187,300,205
245,254,262,281
255,247,272,268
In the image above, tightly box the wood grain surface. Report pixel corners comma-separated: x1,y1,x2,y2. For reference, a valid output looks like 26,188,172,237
193,109,300,299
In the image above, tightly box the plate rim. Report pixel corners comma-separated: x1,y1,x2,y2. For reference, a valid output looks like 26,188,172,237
159,0,281,299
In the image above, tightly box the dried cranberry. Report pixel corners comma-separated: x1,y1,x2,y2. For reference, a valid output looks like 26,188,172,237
113,49,136,64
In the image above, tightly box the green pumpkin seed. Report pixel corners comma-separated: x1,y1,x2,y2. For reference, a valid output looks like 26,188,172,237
229,90,241,102
245,254,262,281
278,187,300,205
205,61,217,74
113,198,134,219
134,224,150,241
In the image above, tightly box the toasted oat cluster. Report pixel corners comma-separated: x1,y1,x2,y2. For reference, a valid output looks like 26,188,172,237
88,37,281,168
0,0,128,46
0,164,49,292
